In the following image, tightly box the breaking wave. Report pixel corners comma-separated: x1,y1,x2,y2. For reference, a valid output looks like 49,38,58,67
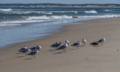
84,10,98,14
0,8,13,12
0,14,120,27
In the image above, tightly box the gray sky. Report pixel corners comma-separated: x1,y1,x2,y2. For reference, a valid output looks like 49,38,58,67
0,0,120,4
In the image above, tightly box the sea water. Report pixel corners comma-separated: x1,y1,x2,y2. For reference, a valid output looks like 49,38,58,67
0,4,120,48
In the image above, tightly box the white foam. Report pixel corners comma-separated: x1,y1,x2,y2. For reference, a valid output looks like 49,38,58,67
74,11,78,14
50,15,73,19
0,23,21,27
0,15,73,27
61,15,73,19
79,14,120,20
0,8,12,12
51,11,79,14
27,16,51,20
1,19,45,24
0,19,47,27
0,14,120,27
27,15,73,20
84,10,98,14
42,11,53,15
5,10,53,15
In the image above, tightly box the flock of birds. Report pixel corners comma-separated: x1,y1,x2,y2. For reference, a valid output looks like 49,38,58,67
18,37,106,56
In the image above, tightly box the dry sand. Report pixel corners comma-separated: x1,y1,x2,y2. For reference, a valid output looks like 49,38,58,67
0,18,120,72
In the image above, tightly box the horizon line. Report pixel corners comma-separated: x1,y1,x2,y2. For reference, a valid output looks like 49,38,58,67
0,3,120,4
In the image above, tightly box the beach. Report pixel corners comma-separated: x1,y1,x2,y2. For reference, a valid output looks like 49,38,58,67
0,18,120,72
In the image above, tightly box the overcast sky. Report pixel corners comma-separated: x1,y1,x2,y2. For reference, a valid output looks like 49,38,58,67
0,0,120,4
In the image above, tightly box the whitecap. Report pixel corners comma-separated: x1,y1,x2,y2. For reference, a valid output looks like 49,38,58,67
84,10,98,14
0,8,12,12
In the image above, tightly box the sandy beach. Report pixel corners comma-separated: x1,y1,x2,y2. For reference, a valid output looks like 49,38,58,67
1,18,120,72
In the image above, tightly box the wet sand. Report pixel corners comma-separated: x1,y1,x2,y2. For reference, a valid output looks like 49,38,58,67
0,18,120,72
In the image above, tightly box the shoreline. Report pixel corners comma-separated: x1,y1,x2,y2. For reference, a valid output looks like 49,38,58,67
1,17,120,72
0,17,117,57
0,17,117,49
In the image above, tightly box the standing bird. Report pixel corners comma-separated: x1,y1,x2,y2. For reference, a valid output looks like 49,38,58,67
72,41,82,48
81,38,87,46
90,37,106,46
65,40,70,45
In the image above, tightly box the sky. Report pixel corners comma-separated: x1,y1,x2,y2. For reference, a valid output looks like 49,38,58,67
0,0,120,4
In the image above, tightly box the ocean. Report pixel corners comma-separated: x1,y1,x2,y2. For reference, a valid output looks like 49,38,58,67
0,4,120,48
